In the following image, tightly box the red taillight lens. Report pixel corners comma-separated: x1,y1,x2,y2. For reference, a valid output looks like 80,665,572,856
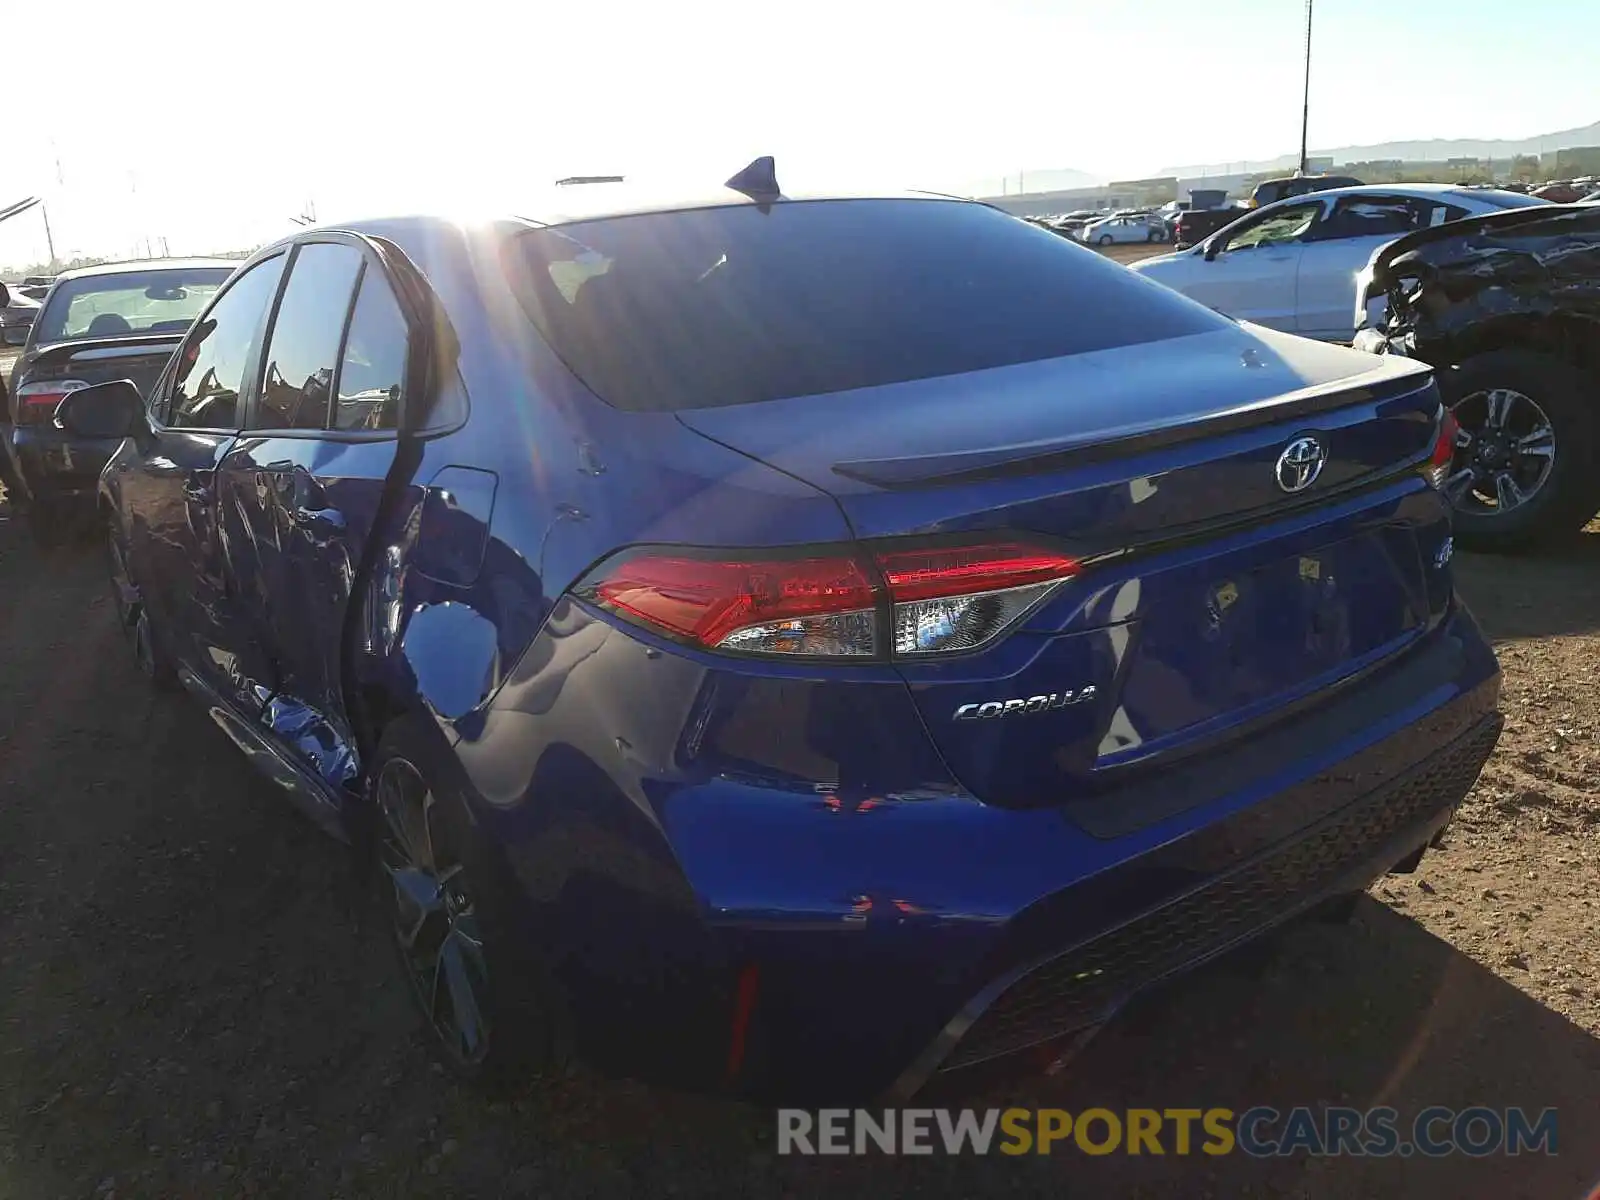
876,543,1079,602
1423,407,1461,488
579,540,1080,660
585,551,879,657
14,380,88,426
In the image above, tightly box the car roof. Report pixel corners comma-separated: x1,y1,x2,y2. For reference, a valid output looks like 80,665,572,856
515,182,962,227
52,257,239,283
1256,183,1537,211
291,183,972,247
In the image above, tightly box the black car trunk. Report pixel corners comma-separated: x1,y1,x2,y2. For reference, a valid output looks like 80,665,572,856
11,334,180,423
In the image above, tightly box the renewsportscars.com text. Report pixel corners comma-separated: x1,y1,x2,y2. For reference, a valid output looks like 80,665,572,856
777,1106,1558,1157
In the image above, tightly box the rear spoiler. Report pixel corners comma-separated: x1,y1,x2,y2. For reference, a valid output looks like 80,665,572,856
27,331,183,367
832,367,1437,489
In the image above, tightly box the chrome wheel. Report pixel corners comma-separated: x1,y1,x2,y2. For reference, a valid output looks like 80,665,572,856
1443,388,1556,517
375,758,490,1067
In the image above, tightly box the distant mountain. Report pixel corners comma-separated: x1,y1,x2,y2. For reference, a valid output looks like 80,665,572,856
1161,119,1600,176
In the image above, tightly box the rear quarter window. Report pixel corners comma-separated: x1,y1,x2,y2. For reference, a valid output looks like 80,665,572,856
507,198,1227,412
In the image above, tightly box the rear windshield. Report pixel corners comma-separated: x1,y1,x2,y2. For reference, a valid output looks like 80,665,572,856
508,198,1226,412
1451,189,1552,210
34,267,231,346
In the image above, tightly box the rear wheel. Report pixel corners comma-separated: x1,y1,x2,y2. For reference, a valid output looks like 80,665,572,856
1097,234,1114,246
367,722,560,1089
1437,351,1599,553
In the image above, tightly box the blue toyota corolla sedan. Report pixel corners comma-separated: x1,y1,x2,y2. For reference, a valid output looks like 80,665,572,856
67,161,1501,1103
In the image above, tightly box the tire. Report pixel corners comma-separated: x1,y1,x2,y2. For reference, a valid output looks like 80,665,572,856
1436,351,1599,554
106,521,177,689
363,717,561,1090
1097,234,1114,246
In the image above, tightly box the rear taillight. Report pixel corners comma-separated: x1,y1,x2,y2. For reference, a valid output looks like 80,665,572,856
587,552,879,657
578,540,1080,660
877,543,1078,656
14,379,89,426
1422,406,1461,488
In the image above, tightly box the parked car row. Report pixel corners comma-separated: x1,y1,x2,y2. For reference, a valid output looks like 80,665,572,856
1028,208,1171,244
9,163,1502,1103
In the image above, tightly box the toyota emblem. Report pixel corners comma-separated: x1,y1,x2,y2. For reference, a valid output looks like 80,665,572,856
1275,435,1327,494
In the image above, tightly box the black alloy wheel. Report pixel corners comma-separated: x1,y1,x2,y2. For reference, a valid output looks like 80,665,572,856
373,755,494,1071
1443,386,1556,518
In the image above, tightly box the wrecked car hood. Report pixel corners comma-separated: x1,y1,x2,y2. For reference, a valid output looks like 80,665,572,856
1357,204,1600,358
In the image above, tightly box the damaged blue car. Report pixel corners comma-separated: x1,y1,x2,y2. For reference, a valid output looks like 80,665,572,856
75,163,1502,1102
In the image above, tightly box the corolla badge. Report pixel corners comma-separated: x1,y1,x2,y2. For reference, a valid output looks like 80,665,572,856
1275,434,1327,494
953,687,1097,721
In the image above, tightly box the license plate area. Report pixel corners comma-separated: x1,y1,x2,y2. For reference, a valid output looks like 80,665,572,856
1098,527,1426,764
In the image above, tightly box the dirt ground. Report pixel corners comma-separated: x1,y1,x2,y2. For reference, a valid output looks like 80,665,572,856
1,350,1598,1197
1100,242,1175,266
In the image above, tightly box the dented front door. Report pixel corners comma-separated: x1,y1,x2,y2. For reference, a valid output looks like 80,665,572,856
216,240,411,793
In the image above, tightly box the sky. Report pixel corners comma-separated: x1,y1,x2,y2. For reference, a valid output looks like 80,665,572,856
3,0,1597,267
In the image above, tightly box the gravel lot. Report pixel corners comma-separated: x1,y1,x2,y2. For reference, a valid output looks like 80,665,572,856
1,347,1598,1198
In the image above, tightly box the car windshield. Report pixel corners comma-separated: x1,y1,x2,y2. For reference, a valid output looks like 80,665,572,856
32,267,231,346
508,198,1225,412
1227,204,1320,250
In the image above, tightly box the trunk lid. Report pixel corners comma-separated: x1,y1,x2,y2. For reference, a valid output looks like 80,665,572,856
13,334,180,419
678,326,1451,810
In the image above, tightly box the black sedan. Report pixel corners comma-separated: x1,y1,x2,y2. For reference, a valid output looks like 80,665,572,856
2,259,234,544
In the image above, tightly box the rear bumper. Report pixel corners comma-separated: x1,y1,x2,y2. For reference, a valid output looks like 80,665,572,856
891,710,1499,1095
3,424,118,505
468,602,1501,1103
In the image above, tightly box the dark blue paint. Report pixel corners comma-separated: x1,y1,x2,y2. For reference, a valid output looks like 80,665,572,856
415,465,498,586
403,601,503,721
99,201,1501,1104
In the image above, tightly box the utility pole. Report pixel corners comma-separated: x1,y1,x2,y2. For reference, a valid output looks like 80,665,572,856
41,204,57,269
1298,0,1314,176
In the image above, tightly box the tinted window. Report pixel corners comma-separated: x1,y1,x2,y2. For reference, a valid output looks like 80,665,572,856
169,255,287,429
334,270,408,431
256,243,363,430
509,199,1225,412
1307,195,1423,241
33,267,230,346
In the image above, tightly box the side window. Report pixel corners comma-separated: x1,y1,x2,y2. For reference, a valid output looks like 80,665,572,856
333,270,409,431
255,242,364,431
169,255,287,429
1308,195,1419,243
1222,202,1322,252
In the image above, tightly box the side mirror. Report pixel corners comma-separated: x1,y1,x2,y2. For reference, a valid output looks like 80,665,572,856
2,324,26,347
1203,239,1223,262
54,379,146,440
